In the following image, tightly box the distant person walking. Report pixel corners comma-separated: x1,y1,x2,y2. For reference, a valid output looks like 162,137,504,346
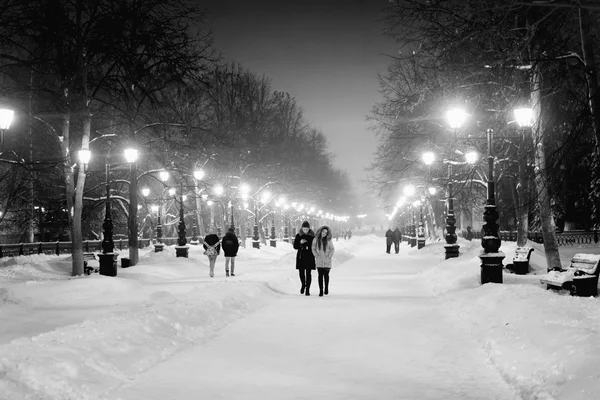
466,226,474,241
385,228,393,254
293,221,315,296
393,227,402,254
203,232,220,277
221,228,240,277
312,225,335,297
347,229,352,239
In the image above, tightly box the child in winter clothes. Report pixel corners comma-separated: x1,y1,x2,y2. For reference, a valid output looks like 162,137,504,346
221,228,240,277
312,225,335,297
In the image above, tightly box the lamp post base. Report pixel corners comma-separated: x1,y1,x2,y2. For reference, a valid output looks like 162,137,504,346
283,236,289,243
154,243,164,253
98,253,118,277
444,244,460,259
417,238,426,249
410,238,417,247
175,246,189,258
479,251,505,284
252,240,260,249
270,239,277,247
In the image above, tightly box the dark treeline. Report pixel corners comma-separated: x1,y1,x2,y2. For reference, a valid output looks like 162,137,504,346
0,0,355,275
367,0,600,268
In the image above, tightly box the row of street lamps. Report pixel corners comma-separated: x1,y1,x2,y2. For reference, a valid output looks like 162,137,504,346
389,107,534,284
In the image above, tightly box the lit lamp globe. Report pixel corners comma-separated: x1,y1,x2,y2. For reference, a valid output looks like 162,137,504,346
0,109,14,130
514,108,533,128
239,183,250,196
428,187,437,195
78,149,91,165
141,187,150,197
422,151,435,165
465,151,479,164
261,191,271,203
150,205,159,213
124,148,138,163
159,170,169,182
446,108,468,130
214,185,224,196
403,184,415,197
193,169,205,180
168,187,176,196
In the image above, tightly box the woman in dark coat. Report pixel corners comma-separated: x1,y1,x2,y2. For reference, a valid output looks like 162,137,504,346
221,228,240,277
392,227,401,254
293,220,315,296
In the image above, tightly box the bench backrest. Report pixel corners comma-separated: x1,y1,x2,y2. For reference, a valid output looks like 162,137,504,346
514,247,534,261
568,253,600,275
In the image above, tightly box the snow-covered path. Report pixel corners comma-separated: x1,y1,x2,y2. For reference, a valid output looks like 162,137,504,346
109,243,521,400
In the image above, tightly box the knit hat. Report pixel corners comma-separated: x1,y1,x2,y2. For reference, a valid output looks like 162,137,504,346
228,227,234,233
301,221,310,228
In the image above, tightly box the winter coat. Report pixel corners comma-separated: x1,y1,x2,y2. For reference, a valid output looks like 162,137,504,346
203,233,221,256
293,229,315,270
312,225,335,269
385,229,393,245
221,232,240,257
392,228,402,243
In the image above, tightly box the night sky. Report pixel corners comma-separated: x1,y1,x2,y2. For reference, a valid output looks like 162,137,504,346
201,0,397,203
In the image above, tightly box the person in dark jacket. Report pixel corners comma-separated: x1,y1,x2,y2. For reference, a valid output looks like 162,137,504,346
293,220,316,296
392,227,402,254
221,228,240,277
385,228,393,254
203,233,221,277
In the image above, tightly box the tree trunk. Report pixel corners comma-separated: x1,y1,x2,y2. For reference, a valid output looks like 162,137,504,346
531,64,562,271
579,6,600,151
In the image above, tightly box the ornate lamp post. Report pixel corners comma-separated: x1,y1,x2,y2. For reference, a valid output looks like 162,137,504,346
124,148,139,266
0,109,14,146
174,182,189,258
190,169,205,245
213,184,224,238
416,199,426,249
252,197,260,249
153,170,170,252
84,146,118,276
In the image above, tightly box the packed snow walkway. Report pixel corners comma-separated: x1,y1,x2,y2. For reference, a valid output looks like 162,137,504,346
109,242,520,400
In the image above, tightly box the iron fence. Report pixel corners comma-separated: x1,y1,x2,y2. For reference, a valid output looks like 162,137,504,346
0,237,188,258
461,230,599,246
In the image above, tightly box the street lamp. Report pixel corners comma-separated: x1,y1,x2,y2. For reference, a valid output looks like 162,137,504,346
80,146,118,276
174,182,189,258
190,169,205,244
0,109,14,146
124,147,139,266
153,170,170,252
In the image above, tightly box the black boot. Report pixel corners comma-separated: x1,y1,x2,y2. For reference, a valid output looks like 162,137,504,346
318,269,324,297
299,270,306,295
324,270,330,295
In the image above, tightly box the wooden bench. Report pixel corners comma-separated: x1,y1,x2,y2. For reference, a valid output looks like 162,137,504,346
540,253,600,297
508,247,534,275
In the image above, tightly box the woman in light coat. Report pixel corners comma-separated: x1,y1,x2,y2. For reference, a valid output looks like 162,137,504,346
312,225,335,297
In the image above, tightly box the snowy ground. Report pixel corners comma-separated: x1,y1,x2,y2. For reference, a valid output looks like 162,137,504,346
1,234,599,399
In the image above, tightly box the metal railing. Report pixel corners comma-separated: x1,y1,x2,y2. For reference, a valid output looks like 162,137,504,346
461,230,599,246
0,237,190,258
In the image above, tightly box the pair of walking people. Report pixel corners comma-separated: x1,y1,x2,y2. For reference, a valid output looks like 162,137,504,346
203,228,240,277
294,221,335,297
385,227,402,254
